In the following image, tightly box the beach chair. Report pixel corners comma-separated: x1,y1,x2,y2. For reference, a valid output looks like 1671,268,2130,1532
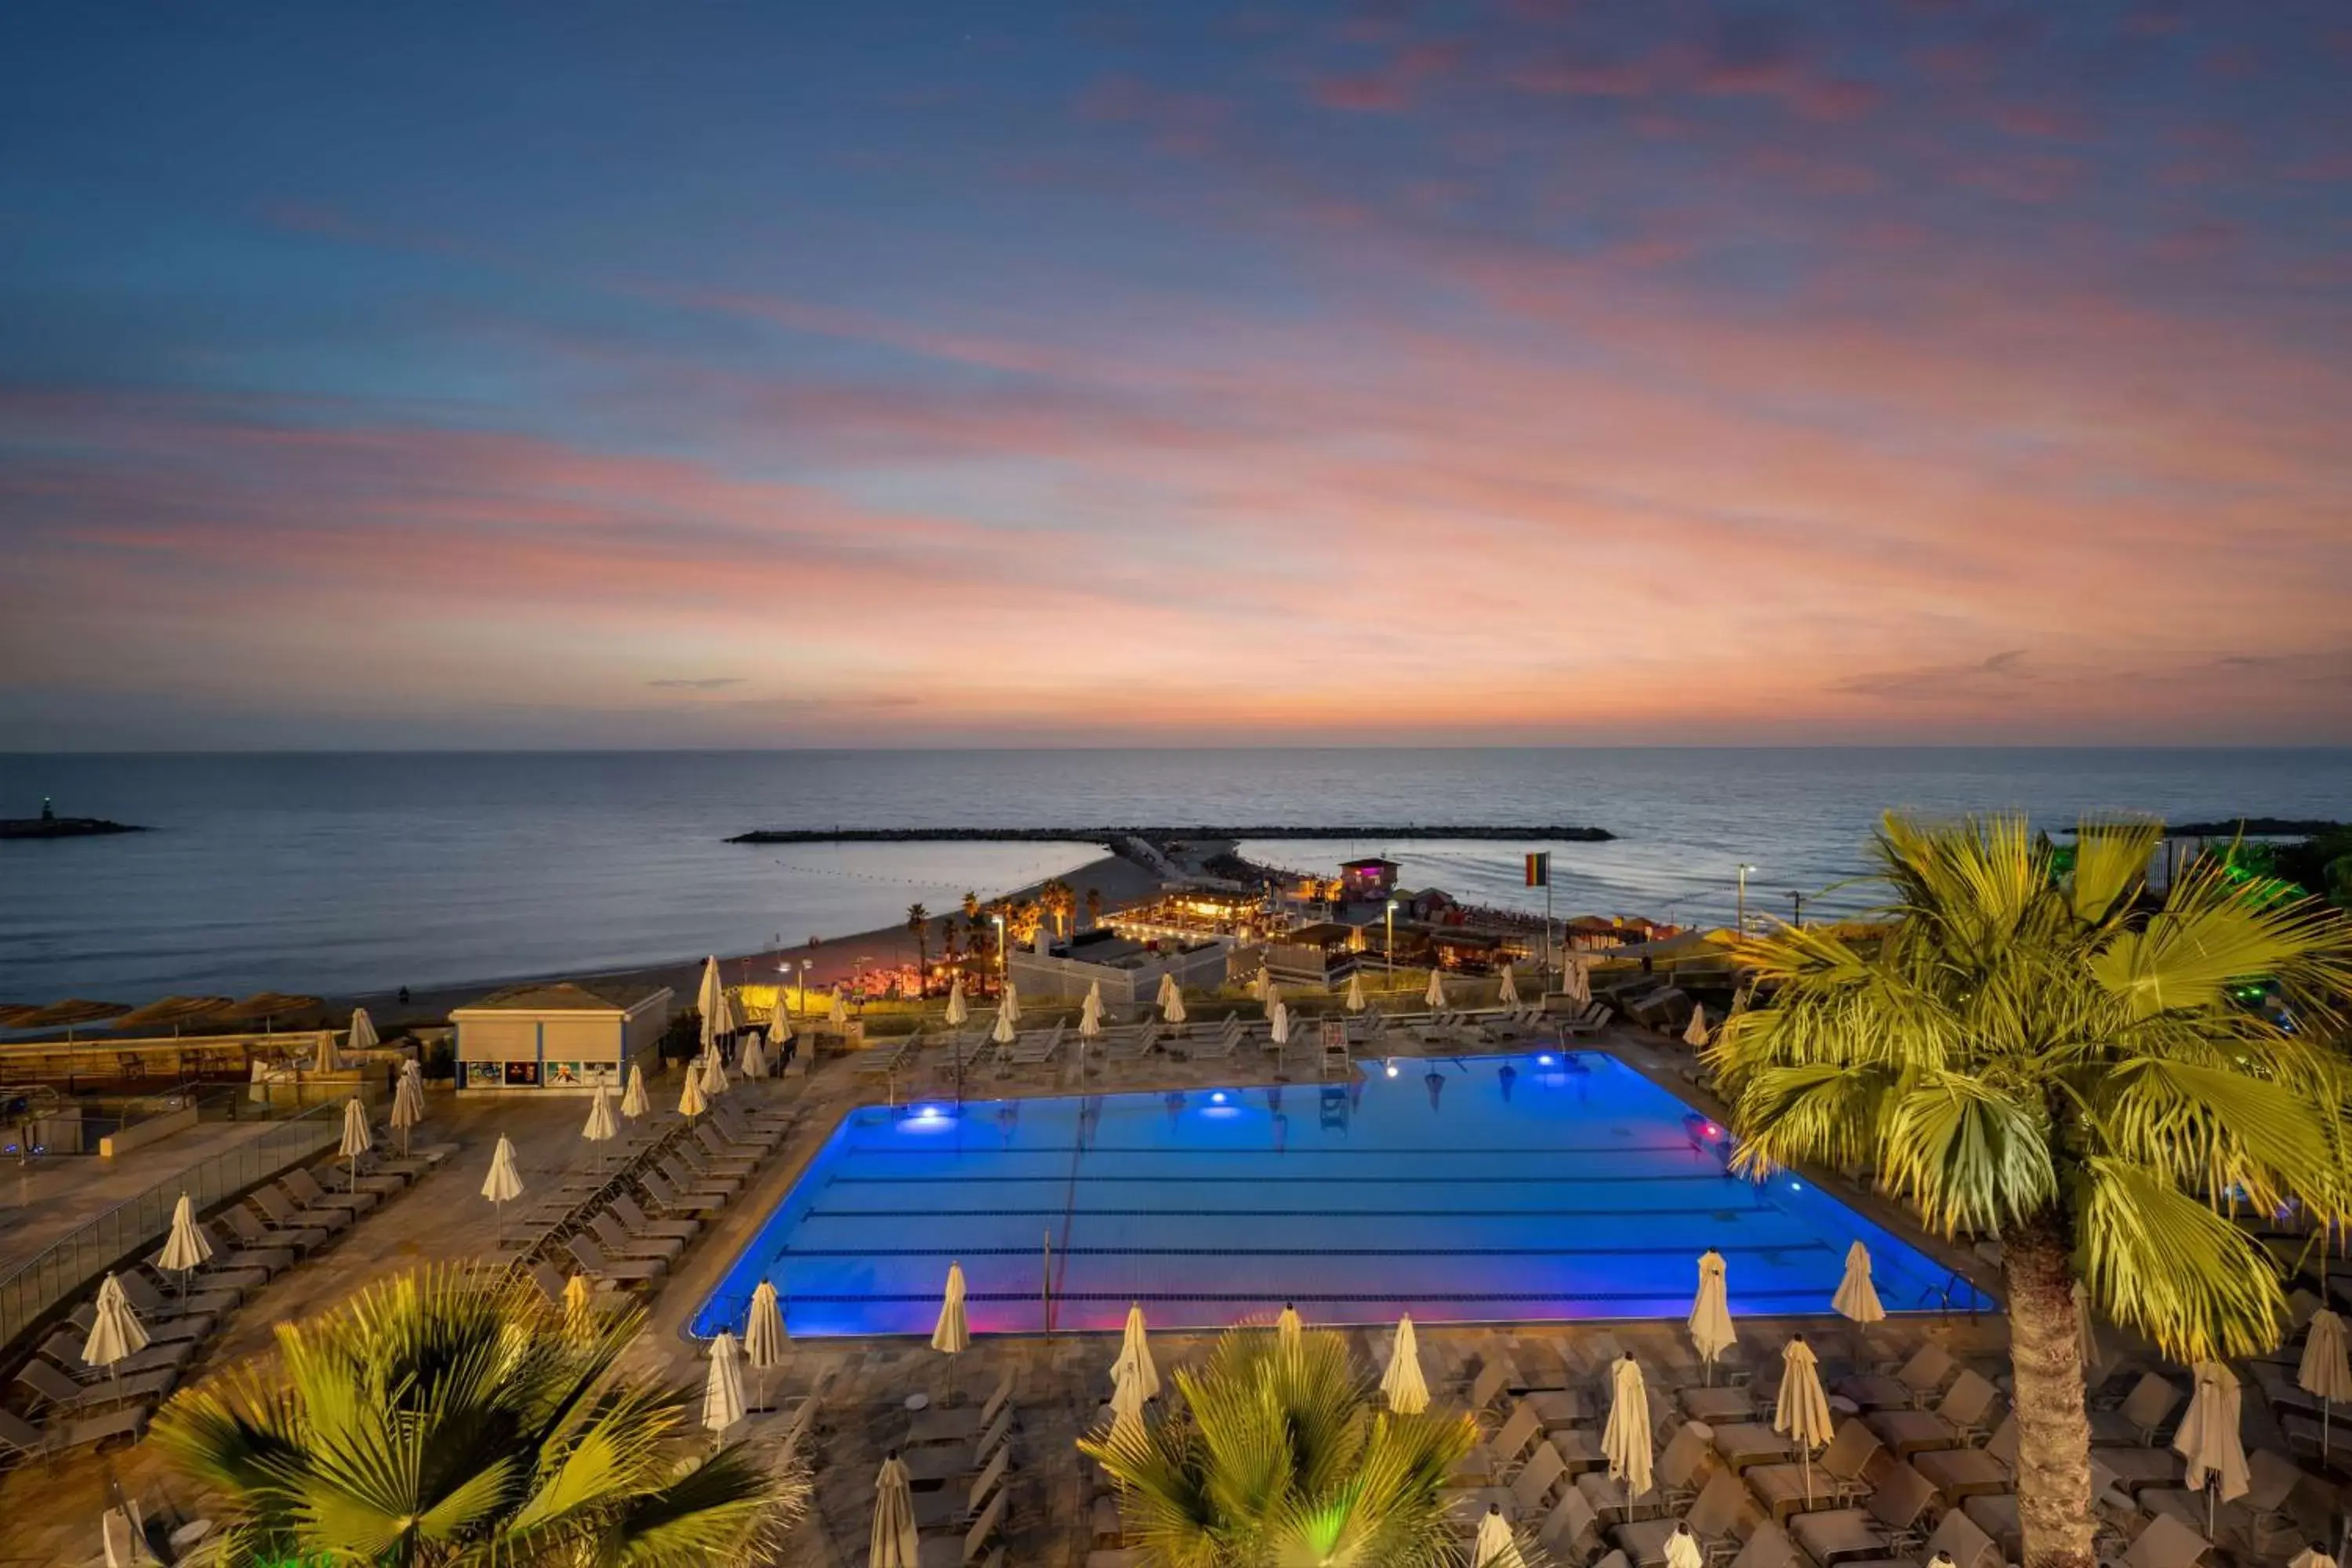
1450,1442,1569,1529
902,1403,1012,1483
589,1210,684,1263
193,1218,296,1276
0,1403,145,1463
567,1234,665,1284
658,1152,741,1197
913,1483,1004,1566
1104,1022,1163,1065
1710,1421,1793,1474
1864,1367,2000,1455
1725,1521,1800,1568
709,1104,786,1149
909,1369,1014,1447
1748,1418,1881,1521
2089,1374,2182,1446
283,1166,379,1217
17,1356,174,1415
611,1192,699,1242
2140,1448,2301,1552
143,1240,270,1297
1914,1414,2019,1502
1616,1471,1748,1568
1581,1422,1708,1523
2096,1514,2211,1568
913,1445,1009,1533
118,1265,237,1323
1846,1504,1998,1568
527,1261,573,1305
1454,1402,1546,1487
1786,1461,1936,1568
1839,1342,1955,1412
66,1299,207,1348
1679,1381,1758,1424
640,1170,726,1216
1539,1484,1603,1562
690,1122,761,1174
1561,1001,1613,1038
38,1330,194,1385
251,1182,351,1236
223,1200,330,1254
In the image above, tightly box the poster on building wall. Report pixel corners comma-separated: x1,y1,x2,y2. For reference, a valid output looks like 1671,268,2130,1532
546,1061,583,1087
503,1060,541,1087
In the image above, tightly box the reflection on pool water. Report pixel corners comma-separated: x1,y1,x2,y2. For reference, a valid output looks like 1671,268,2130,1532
691,1051,1990,1338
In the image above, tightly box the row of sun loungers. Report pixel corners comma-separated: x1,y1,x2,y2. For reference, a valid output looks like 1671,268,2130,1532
878,1367,1017,1566
539,1099,793,1291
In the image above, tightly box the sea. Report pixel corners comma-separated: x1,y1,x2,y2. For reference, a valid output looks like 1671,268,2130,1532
1,749,2343,1003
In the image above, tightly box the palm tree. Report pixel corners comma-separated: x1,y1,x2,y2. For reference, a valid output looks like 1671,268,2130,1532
961,889,981,923
1712,815,2352,1568
1040,877,1076,938
1086,886,1104,929
907,902,931,995
153,1264,804,1565
939,914,961,964
1080,1325,1481,1567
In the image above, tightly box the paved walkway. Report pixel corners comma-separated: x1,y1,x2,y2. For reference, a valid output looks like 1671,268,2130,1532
0,1117,291,1276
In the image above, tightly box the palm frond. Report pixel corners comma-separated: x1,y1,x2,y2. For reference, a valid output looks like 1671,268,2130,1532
1876,1075,2057,1236
2074,1158,2286,1360
2068,818,2162,926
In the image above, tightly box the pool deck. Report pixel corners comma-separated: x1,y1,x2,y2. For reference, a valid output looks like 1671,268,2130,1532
0,1024,2300,1565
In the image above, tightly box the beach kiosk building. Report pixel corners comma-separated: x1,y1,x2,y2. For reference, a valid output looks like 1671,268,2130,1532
450,980,672,1094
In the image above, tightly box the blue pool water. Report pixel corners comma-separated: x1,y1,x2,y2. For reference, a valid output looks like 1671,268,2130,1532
693,1051,1991,1339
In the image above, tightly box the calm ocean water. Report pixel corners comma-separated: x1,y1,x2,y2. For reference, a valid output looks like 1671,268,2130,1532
1,749,2343,1002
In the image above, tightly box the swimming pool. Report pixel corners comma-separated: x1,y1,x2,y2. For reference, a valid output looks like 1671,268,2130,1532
691,1051,1990,1338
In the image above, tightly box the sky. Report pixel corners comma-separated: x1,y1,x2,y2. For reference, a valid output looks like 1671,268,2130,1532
2,2,2349,750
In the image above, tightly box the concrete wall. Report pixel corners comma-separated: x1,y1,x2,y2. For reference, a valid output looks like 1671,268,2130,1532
1008,942,1229,1006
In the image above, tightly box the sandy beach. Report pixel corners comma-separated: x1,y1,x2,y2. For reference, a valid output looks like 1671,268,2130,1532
340,847,1174,1032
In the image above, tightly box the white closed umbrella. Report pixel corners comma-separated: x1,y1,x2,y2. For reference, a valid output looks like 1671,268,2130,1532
1248,967,1269,1001
1682,1005,1709,1047
158,1192,212,1297
347,1007,379,1054
620,1062,650,1119
1473,1504,1523,1568
1774,1336,1834,1503
1832,1240,1884,1365
1156,972,1177,1010
562,1272,594,1334
1109,1353,1149,1446
1345,971,1367,1012
2300,1309,2351,1454
1269,1001,1290,1046
1603,1352,1653,1518
2175,1361,2249,1532
1689,1250,1737,1382
2288,1552,2337,1568
1381,1314,1428,1414
699,1045,729,1098
738,1030,768,1080
581,1083,618,1166
481,1134,524,1220
696,956,724,1051
1566,960,1591,1005
745,1279,787,1410
390,1059,425,1156
1276,1302,1303,1346
702,1330,746,1440
1001,982,1021,1025
312,1028,341,1074
870,1454,920,1568
991,1004,1016,1046
1083,981,1104,1029
827,991,848,1029
1665,1523,1705,1568
944,976,968,1026
771,993,796,1045
337,1095,371,1192
1113,1302,1160,1401
710,985,737,1042
1424,969,1446,1009
82,1273,150,1391
677,1064,707,1122
1261,976,1282,1018
1163,986,1188,1025
1497,964,1519,1007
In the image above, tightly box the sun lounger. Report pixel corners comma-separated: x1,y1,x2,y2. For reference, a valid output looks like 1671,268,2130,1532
67,1300,207,1347
1680,1385,1758,1424
1617,1471,1748,1568
1583,1424,1709,1521
690,1123,760,1173
283,1166,379,1216
567,1235,664,1284
1845,1503,1998,1568
611,1193,699,1241
38,1330,194,1383
145,1245,270,1297
2140,1448,2301,1553
193,1219,296,1276
1864,1367,2000,1455
222,1200,329,1254
1786,1462,1936,1568
1561,1000,1612,1038
2089,1374,2182,1446
251,1183,351,1236
118,1266,236,1323
1455,1403,1546,1486
1749,1419,1880,1521
0,1403,146,1462
914,1446,1009,1534
1725,1521,1800,1568
527,1261,573,1305
1448,1441,1568,1529
909,1370,1014,1447
1840,1344,1955,1412
589,1210,684,1263
710,1104,786,1145
657,1153,740,1197
1539,1483,1602,1562
18,1356,175,1414
1711,1421,1793,1473
909,1483,1003,1566
2096,1512,2211,1568
902,1404,1012,1483
1914,1415,2018,1502
640,1170,725,1216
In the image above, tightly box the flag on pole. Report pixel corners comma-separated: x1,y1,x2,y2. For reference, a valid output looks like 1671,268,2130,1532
1524,851,1550,887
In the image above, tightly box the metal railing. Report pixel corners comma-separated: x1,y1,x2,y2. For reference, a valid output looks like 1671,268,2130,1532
0,1097,351,1353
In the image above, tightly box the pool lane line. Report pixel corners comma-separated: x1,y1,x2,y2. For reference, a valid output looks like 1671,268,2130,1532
772,1286,1853,1307
772,1239,1838,1258
803,1203,1780,1218
840,1141,1700,1155
827,1172,1744,1185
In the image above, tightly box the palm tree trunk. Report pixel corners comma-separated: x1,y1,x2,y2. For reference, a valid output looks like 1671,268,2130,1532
2004,1215,2096,1568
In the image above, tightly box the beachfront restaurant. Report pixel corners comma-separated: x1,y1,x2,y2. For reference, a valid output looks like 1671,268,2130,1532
449,980,671,1094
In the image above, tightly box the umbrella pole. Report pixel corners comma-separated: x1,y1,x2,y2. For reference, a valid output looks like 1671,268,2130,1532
1802,1446,1813,1506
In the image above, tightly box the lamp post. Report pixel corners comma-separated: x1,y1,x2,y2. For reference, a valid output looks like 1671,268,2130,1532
797,960,811,1022
992,914,1007,996
1788,890,1805,929
1736,864,1759,934
1385,898,1399,988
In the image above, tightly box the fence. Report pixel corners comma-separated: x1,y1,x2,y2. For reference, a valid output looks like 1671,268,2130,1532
0,1096,353,1354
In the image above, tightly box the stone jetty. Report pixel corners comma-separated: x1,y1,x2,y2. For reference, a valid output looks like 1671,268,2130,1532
727,822,1613,845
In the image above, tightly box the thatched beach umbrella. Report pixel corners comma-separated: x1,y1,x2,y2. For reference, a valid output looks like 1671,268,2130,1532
745,1279,787,1410
1497,964,1519,1007
81,1273,149,1392
702,1330,746,1442
1689,1250,1736,1381
1113,1302,1160,1401
111,995,231,1037
944,975,968,1026
1682,1005,1709,1048
158,1192,212,1298
1381,1314,1428,1414
620,1062,650,1119
2301,1310,2351,1454
219,992,321,1035
1832,1241,1884,1364
2175,1361,2249,1533
869,1454,920,1568
13,999,131,1042
390,1060,425,1156
481,1133,524,1221
1603,1351,1653,1519
1774,1335,1834,1503
337,1096,371,1192
1345,971,1367,1012
1424,969,1446,1009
